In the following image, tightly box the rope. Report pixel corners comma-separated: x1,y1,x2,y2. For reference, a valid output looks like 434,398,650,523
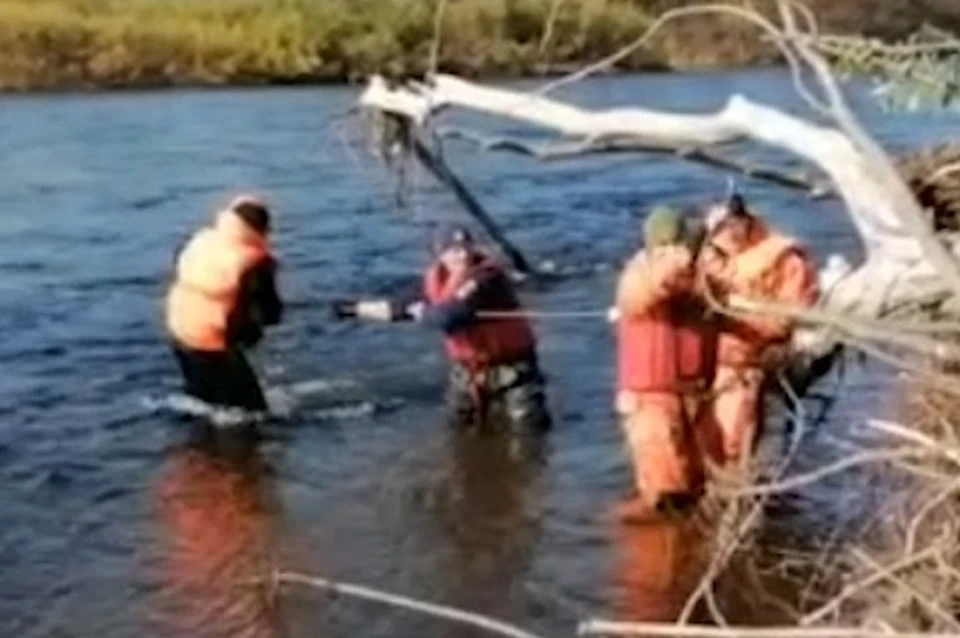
477,309,610,320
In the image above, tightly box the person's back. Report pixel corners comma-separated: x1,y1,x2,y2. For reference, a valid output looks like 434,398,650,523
166,195,283,412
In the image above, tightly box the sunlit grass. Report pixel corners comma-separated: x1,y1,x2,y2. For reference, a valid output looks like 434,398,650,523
0,0,941,90
0,0,664,90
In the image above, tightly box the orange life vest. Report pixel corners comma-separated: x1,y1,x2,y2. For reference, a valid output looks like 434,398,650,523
618,292,715,395
711,231,810,366
166,210,270,351
423,256,536,368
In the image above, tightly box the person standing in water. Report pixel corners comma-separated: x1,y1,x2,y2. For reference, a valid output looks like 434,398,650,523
352,225,550,436
165,195,283,412
699,194,819,466
612,207,716,519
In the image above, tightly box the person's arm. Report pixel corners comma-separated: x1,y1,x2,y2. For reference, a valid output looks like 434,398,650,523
247,258,283,327
616,247,693,318
228,258,283,347
418,270,502,333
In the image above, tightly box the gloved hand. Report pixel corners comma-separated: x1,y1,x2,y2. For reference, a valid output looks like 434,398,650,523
354,300,394,322
607,306,621,323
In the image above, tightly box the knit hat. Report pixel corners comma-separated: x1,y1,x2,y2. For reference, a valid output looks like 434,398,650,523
435,224,475,252
644,206,685,247
228,194,271,235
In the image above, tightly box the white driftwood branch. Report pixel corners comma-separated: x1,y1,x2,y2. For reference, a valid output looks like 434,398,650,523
361,75,914,259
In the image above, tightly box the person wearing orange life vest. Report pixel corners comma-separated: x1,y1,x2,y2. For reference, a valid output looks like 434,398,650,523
367,225,550,434
613,206,716,520
699,194,819,465
166,195,283,412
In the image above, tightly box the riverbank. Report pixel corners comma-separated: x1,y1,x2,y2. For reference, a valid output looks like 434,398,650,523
0,0,956,92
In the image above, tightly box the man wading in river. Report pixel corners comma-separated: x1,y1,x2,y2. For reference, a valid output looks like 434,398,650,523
349,226,550,437
165,195,283,412
699,194,819,465
613,207,716,520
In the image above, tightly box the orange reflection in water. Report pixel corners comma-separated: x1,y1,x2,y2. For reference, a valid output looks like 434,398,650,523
611,510,705,623
152,424,285,638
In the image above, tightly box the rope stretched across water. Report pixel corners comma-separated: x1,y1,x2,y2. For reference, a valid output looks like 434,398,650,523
477,309,610,320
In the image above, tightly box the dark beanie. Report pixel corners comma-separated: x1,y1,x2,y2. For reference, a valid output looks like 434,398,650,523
434,224,475,251
231,197,271,235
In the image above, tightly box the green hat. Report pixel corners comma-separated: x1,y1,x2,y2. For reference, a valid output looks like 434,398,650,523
644,206,684,247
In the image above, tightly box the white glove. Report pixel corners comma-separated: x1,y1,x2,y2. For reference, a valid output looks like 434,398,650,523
607,307,621,323
355,300,394,322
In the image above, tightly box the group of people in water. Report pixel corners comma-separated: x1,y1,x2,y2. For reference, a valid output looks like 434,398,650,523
163,191,818,521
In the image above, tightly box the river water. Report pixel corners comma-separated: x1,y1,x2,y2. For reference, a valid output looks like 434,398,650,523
1,71,958,637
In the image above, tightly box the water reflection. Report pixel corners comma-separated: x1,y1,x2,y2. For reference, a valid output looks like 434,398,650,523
611,512,705,623
151,423,285,638
429,428,545,623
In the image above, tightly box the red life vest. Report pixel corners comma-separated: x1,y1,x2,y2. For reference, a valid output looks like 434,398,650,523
423,256,536,368
166,210,271,351
618,293,715,394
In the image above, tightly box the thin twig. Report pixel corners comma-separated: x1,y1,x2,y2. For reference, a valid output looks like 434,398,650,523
536,3,829,119
865,419,960,467
725,448,929,498
579,619,960,638
904,476,960,558
537,0,566,64
273,571,548,638
428,0,449,78
799,544,943,625
851,547,960,631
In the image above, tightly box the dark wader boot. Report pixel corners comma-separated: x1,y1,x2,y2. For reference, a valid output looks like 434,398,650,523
173,345,268,412
446,356,551,457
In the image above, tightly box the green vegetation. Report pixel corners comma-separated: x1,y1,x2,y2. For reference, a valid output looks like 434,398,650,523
0,0,956,91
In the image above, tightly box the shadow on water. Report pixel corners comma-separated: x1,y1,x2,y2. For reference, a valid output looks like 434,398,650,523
149,422,286,638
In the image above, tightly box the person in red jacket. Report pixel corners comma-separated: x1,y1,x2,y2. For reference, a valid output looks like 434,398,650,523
356,226,550,435
699,194,819,465
613,207,716,519
166,195,283,412
417,226,550,434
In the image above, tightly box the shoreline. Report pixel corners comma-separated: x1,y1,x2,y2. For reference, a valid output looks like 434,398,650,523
0,62,784,97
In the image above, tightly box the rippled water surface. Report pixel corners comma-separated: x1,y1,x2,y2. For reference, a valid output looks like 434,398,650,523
2,71,958,637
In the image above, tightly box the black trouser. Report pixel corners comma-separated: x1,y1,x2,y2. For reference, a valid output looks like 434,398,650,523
446,355,551,435
172,344,268,412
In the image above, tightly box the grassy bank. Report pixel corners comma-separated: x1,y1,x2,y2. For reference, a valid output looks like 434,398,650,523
0,0,954,91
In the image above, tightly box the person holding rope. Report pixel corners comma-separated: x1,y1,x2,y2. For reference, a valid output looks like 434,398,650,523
699,193,819,466
350,225,551,437
165,195,283,412
613,206,717,520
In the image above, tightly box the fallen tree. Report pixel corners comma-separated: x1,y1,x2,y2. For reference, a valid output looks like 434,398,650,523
345,2,960,635
358,1,960,366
